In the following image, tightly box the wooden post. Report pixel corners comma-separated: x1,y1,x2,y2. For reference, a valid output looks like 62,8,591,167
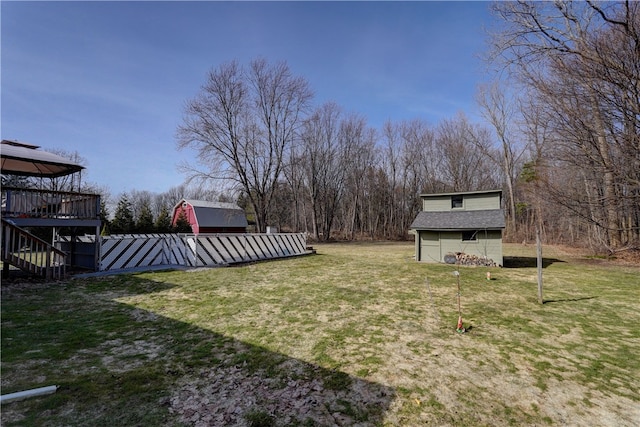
95,224,102,271
2,224,10,278
537,227,543,304
45,246,52,281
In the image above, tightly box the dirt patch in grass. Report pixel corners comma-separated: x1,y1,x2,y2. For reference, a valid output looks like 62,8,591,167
98,339,164,373
169,359,391,426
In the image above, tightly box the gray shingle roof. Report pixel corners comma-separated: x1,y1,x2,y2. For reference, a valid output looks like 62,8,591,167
177,199,248,228
410,209,505,230
192,205,248,228
183,199,242,210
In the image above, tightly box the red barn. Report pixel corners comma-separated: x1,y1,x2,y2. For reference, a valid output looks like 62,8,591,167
171,199,248,234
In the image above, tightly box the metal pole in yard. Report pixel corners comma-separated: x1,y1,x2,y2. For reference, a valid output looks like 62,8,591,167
454,270,464,332
537,227,543,304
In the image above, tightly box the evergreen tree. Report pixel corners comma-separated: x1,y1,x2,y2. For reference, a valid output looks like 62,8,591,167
173,209,193,233
136,201,155,233
111,194,135,234
154,207,173,233
99,200,111,235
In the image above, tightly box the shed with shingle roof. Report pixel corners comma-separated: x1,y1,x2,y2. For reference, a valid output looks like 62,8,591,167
409,190,505,265
171,199,248,234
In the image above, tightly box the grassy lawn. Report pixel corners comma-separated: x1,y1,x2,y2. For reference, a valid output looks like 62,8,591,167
2,242,639,426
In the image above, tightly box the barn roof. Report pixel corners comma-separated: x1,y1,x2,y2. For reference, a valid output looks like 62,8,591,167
410,209,505,230
1,140,85,178
179,199,248,228
183,199,243,210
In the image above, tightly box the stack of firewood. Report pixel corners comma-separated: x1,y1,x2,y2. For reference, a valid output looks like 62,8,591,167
444,252,497,267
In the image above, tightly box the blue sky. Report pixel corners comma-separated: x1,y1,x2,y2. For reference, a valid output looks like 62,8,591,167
2,1,497,197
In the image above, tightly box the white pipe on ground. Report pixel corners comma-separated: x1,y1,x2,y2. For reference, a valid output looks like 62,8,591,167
0,385,58,404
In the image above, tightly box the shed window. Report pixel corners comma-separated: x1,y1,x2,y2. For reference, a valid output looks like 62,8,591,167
451,196,463,209
462,230,477,241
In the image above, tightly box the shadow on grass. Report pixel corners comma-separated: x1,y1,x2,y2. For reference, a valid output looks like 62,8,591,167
1,275,395,426
503,256,564,268
544,296,597,304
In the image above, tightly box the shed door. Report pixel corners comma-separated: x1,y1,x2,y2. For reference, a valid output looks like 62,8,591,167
420,231,440,262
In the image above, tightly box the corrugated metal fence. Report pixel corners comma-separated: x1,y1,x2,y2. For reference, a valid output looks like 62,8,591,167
57,233,308,272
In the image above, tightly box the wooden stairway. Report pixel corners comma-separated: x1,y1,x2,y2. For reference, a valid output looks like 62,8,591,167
1,219,66,280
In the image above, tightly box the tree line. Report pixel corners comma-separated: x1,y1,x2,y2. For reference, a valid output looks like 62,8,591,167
102,184,227,234
490,0,640,251
173,2,638,251
5,1,638,252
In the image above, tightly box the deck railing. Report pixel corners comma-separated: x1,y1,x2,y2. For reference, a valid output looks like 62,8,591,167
1,187,100,220
1,219,66,280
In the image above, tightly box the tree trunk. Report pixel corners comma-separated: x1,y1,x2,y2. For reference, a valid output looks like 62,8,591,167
590,92,621,248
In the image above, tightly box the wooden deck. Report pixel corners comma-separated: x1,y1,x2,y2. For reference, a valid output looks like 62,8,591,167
2,187,101,227
1,187,101,279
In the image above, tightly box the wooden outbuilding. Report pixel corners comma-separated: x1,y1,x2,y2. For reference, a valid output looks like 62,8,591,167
171,199,248,234
410,190,505,266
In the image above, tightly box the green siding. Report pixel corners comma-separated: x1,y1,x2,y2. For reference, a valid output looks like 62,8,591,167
419,231,441,262
477,230,503,265
440,232,463,258
463,193,501,210
417,229,503,265
422,196,451,212
422,192,501,212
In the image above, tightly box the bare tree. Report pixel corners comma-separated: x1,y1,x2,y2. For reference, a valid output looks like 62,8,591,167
341,115,377,240
382,119,438,238
153,191,177,220
434,113,500,192
476,81,527,237
517,93,555,242
491,0,640,249
381,122,399,237
43,149,87,192
281,138,308,233
177,58,313,232
128,189,154,224
299,102,344,240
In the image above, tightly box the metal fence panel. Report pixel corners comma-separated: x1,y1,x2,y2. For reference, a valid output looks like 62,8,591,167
96,233,307,271
99,234,168,271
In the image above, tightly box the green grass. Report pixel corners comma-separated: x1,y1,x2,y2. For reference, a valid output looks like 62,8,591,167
1,242,639,426
2,249,59,267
